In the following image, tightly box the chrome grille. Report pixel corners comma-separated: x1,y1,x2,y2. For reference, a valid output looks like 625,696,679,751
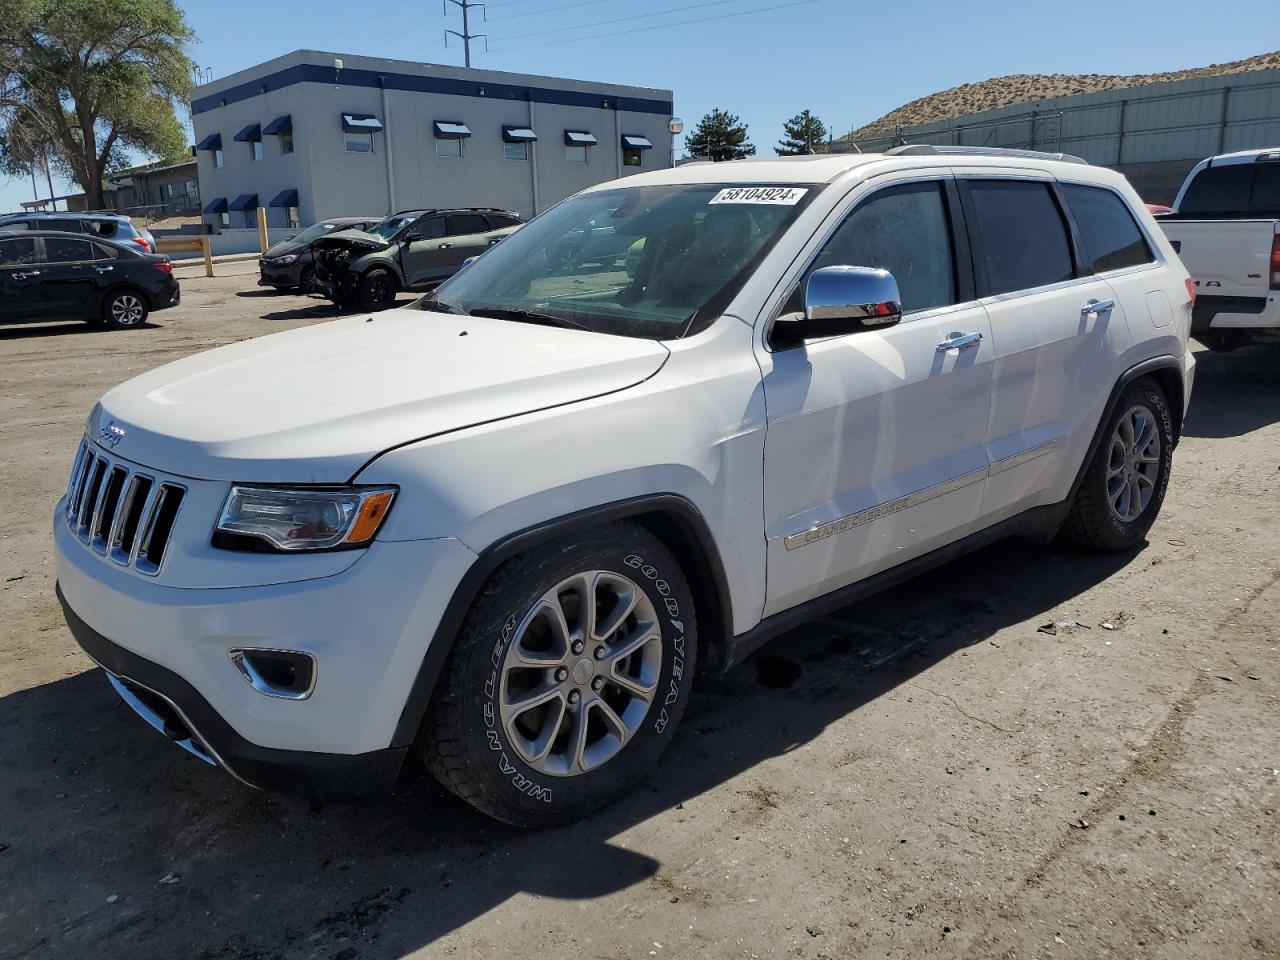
65,440,186,576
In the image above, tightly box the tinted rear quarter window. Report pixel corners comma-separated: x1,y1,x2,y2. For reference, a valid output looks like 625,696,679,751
38,219,85,233
1061,184,1154,272
487,214,521,229
449,214,490,236
0,237,37,264
967,180,1074,295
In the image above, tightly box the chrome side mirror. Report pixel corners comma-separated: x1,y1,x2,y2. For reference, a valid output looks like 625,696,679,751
804,265,902,327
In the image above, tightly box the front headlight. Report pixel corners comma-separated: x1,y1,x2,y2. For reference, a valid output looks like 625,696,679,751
275,254,299,265
215,485,396,552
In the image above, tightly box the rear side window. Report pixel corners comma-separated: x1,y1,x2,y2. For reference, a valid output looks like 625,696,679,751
90,242,118,260
91,220,119,238
448,214,490,236
805,180,958,314
0,220,32,230
967,180,1074,296
44,236,95,262
0,237,37,264
1180,162,1280,217
1061,184,1154,273
38,219,85,233
487,213,521,229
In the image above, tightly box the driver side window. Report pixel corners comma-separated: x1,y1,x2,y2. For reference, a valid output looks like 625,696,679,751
789,180,959,317
411,216,447,241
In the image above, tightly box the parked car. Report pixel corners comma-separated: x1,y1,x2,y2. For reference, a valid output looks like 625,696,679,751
258,217,379,293
1,231,178,329
0,212,156,253
1156,147,1280,350
313,208,523,311
55,146,1193,826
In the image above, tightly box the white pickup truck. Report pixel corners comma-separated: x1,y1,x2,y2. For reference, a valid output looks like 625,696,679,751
1158,147,1280,350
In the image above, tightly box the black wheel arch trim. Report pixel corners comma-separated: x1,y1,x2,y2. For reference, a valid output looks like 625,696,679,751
390,493,735,748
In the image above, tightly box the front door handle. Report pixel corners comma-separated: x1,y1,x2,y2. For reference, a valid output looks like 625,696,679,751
1081,298,1115,317
94,265,114,273
12,270,40,280
438,242,453,250
936,331,984,352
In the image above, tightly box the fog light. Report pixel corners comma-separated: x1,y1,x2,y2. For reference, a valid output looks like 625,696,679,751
229,649,316,700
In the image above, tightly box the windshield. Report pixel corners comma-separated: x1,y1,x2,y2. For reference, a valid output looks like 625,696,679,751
421,183,817,338
369,214,421,241
293,222,342,244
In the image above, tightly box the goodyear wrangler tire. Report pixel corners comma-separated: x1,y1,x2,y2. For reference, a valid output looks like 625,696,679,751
420,522,697,827
1063,378,1174,552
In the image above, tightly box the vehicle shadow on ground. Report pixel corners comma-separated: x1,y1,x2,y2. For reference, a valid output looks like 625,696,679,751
1183,345,1280,438
0,538,1135,959
258,296,418,322
0,321,157,340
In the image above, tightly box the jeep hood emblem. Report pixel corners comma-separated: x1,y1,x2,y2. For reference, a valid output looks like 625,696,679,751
98,420,126,449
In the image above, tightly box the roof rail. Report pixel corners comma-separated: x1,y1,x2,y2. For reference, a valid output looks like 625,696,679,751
884,144,1088,165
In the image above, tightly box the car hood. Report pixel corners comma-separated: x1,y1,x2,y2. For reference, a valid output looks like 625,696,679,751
313,228,391,251
93,308,670,483
262,238,309,258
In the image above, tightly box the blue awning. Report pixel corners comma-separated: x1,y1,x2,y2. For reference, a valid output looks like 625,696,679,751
503,125,537,143
204,197,228,214
269,188,299,208
433,121,471,139
233,123,262,142
342,113,383,133
195,133,222,151
263,115,292,136
621,135,653,150
228,193,259,212
564,130,598,146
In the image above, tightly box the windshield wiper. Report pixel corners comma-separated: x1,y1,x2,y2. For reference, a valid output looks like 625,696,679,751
466,307,591,331
416,297,468,315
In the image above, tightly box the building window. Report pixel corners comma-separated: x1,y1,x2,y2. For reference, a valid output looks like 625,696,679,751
286,205,300,228
623,148,643,168
280,132,294,155
219,211,230,227
504,141,529,162
214,148,224,168
251,140,263,161
566,144,588,164
436,137,463,158
345,131,374,153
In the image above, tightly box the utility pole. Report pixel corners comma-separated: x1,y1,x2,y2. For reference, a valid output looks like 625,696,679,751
444,0,487,68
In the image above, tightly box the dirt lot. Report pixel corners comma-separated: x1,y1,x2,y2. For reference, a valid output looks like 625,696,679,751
1,263,1278,960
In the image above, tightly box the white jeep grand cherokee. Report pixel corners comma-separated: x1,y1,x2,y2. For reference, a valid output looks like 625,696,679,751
55,146,1195,827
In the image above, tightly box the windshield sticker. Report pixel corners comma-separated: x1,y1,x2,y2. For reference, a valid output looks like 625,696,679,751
709,186,808,206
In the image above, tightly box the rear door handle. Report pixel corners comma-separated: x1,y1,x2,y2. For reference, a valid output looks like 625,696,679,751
94,265,114,273
438,242,453,249
936,331,984,352
12,270,40,280
1081,298,1115,316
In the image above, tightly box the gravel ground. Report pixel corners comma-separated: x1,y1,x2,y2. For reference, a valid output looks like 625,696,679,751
0,263,1277,960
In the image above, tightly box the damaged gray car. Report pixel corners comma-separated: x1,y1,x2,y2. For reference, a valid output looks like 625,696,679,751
313,208,523,311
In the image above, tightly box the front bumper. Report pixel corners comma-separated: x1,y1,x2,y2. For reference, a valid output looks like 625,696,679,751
258,257,302,287
59,586,406,799
55,507,477,792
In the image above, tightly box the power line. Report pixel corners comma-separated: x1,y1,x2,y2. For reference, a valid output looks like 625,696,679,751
487,0,617,20
487,0,822,52
489,0,748,43
313,0,422,48
361,11,448,54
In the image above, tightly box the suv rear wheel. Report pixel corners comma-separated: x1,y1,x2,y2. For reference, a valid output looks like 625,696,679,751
1063,378,1173,551
420,522,697,827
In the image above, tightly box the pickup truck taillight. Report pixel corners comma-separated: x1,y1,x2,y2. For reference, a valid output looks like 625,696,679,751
1271,233,1280,289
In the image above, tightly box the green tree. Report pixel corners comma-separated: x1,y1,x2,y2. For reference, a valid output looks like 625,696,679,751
775,109,828,156
0,0,195,208
686,108,755,162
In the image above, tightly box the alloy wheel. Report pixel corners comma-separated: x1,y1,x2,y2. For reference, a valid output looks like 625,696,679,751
498,570,662,777
1106,403,1161,523
110,294,144,325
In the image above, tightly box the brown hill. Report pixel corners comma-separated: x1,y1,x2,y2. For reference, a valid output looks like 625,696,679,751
846,50,1280,140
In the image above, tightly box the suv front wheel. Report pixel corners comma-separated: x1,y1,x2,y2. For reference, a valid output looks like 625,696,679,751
1063,378,1174,551
421,522,697,827
358,268,397,312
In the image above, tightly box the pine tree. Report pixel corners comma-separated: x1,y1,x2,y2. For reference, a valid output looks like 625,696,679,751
776,110,829,156
686,108,756,162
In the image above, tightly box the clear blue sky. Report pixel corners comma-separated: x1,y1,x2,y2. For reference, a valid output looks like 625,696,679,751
3,0,1275,212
